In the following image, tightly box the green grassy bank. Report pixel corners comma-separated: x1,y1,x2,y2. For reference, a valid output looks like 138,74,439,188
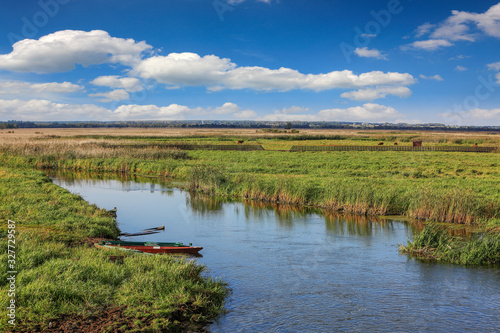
399,225,500,265
0,166,228,332
2,148,499,226
1,134,499,265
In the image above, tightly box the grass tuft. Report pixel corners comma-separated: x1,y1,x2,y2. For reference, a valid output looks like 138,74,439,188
399,225,500,265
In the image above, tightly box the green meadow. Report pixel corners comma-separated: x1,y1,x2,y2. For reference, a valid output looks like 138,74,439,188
0,128,499,330
4,136,498,226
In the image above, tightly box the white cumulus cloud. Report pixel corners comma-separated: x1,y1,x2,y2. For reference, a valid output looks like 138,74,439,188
0,99,255,121
0,31,415,95
316,103,401,122
440,108,500,125
0,30,152,73
260,106,310,120
415,23,436,38
233,110,258,119
261,103,404,123
406,3,500,52
132,52,415,92
431,3,500,41
213,102,241,114
455,65,468,71
402,39,453,51
341,86,412,101
113,104,192,120
89,89,130,102
0,81,83,95
0,99,112,121
487,61,500,71
113,102,254,120
354,47,388,60
90,76,144,92
486,61,500,83
132,53,234,87
419,74,444,81
0,98,414,123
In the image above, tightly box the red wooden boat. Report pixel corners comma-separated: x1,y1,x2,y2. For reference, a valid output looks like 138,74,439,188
96,241,203,254
114,244,203,254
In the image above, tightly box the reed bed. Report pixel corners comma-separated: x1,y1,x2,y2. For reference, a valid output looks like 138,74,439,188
399,225,500,265
1,129,499,265
2,138,499,226
3,128,500,152
0,140,189,160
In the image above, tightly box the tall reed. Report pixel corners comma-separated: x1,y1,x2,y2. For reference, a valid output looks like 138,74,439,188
400,225,500,265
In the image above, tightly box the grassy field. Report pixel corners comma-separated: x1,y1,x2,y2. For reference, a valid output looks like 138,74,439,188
0,166,228,332
2,130,499,224
3,127,500,150
1,127,499,271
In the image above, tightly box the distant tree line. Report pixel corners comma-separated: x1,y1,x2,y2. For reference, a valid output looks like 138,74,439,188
0,120,499,132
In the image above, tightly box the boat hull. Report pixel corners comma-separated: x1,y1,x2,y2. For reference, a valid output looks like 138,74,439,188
107,244,203,254
95,244,203,254
104,240,186,247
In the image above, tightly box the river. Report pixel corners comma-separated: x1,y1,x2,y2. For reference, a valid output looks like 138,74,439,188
51,173,500,332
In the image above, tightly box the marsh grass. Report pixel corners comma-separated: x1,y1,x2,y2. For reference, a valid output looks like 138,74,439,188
2,140,499,225
1,140,190,161
1,129,499,265
15,127,497,150
230,175,498,224
188,165,230,194
0,168,119,239
400,225,500,265
0,167,228,332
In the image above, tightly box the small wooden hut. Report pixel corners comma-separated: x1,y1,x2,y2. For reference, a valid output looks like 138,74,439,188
412,140,422,147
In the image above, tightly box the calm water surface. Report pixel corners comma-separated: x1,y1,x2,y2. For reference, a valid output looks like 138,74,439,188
52,174,500,333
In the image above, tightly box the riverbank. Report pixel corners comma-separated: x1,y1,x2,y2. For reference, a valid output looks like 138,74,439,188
2,147,499,225
1,129,499,265
399,224,500,265
0,166,228,332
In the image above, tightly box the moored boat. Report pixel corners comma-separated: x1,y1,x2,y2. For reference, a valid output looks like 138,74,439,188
98,240,203,254
94,243,151,254
103,240,187,247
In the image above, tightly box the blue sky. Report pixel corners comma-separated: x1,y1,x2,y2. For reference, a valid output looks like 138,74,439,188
0,0,499,125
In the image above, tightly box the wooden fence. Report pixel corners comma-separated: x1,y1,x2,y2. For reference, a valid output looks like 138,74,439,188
101,143,497,153
103,143,265,151
162,144,265,151
289,145,498,153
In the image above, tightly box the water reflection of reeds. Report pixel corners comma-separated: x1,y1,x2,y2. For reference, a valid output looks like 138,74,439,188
52,170,479,238
50,170,175,195
239,200,318,228
409,220,476,239
50,170,141,183
241,200,410,236
323,213,397,236
187,194,225,216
